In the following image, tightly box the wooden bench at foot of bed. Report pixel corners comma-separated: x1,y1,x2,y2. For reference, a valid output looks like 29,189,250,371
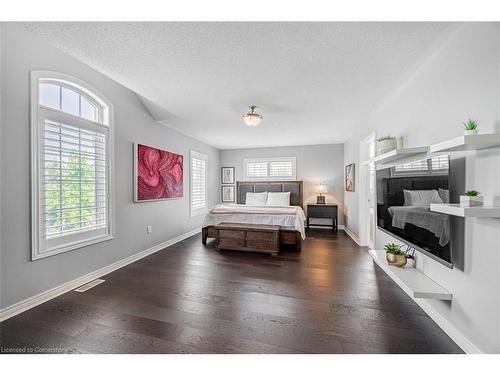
202,223,301,253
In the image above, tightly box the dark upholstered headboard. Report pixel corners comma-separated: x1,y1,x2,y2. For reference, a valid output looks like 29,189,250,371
383,176,448,207
236,181,303,208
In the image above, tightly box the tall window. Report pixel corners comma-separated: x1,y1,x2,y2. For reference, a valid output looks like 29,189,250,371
244,157,296,181
190,150,207,217
31,71,114,260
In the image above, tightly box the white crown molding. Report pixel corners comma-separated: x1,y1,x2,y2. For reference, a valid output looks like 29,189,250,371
0,228,201,322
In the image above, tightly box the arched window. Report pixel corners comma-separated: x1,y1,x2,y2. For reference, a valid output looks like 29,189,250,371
31,71,114,260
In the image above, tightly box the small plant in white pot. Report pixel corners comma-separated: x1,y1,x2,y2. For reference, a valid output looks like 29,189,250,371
377,135,397,155
384,243,407,267
460,190,483,207
463,119,478,136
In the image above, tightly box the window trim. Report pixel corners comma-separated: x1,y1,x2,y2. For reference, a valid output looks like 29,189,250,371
243,157,297,181
40,83,104,124
189,150,208,218
30,71,115,261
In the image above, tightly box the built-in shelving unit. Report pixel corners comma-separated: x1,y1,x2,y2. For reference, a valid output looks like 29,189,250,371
373,146,429,165
368,250,452,300
430,203,500,218
430,133,500,153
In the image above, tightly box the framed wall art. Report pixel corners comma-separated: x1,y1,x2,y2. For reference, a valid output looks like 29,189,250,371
221,185,235,203
134,143,183,202
345,163,355,192
221,167,235,184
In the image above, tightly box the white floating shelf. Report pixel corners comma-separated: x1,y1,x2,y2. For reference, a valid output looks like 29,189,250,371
430,133,500,153
430,203,500,218
369,250,452,300
373,147,429,165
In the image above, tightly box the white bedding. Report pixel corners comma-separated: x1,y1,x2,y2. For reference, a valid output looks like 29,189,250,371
203,204,306,239
388,206,450,246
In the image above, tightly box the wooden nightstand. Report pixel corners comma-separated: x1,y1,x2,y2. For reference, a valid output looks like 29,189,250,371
307,204,338,232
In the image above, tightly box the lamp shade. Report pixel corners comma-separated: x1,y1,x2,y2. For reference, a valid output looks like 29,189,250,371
315,184,328,194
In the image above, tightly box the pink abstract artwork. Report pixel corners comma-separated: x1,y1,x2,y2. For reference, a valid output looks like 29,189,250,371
135,143,183,201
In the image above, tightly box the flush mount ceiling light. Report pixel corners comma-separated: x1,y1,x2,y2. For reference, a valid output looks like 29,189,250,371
242,105,263,127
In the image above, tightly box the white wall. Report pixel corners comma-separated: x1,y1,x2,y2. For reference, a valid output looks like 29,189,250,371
0,24,220,309
220,144,345,225
343,136,360,236
343,23,500,353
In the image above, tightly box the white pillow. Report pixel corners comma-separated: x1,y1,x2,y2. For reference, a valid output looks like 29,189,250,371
266,192,291,206
245,192,268,206
403,189,443,207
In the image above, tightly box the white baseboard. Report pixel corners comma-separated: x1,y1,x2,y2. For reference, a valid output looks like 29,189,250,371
342,226,361,245
412,298,482,354
0,228,201,322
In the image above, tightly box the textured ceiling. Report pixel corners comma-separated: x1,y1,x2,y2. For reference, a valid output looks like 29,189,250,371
21,22,458,149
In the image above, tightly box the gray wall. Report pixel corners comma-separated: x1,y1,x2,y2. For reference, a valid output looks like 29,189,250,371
343,23,500,353
220,144,345,225
0,24,220,309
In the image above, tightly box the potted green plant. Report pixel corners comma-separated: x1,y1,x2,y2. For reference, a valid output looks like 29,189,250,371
384,243,407,267
460,190,483,207
463,119,478,136
377,135,397,155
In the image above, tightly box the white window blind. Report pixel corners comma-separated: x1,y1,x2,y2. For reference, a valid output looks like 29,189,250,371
394,159,429,172
190,150,207,217
43,120,107,239
393,155,449,176
244,157,296,181
431,155,449,170
270,161,294,177
31,72,114,260
247,162,268,178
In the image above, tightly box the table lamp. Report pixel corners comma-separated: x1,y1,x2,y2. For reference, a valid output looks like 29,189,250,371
315,183,328,204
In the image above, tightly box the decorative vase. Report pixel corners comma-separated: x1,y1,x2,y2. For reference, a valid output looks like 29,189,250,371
377,138,397,155
386,253,407,267
460,195,483,207
464,129,478,136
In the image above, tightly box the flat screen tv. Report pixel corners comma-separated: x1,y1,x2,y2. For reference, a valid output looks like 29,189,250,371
376,155,456,267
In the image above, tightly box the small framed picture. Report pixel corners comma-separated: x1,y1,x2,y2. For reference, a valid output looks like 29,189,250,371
221,167,235,184
345,163,355,192
221,185,235,203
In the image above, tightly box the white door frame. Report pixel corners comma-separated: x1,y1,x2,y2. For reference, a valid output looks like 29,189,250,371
358,132,376,248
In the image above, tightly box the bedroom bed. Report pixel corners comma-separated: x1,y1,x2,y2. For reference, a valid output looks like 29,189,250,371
387,205,450,246
201,181,305,252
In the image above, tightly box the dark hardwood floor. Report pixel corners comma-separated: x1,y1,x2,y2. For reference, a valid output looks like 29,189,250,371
0,229,463,354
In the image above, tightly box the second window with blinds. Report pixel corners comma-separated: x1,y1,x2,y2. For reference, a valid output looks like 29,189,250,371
243,157,296,181
190,150,208,217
